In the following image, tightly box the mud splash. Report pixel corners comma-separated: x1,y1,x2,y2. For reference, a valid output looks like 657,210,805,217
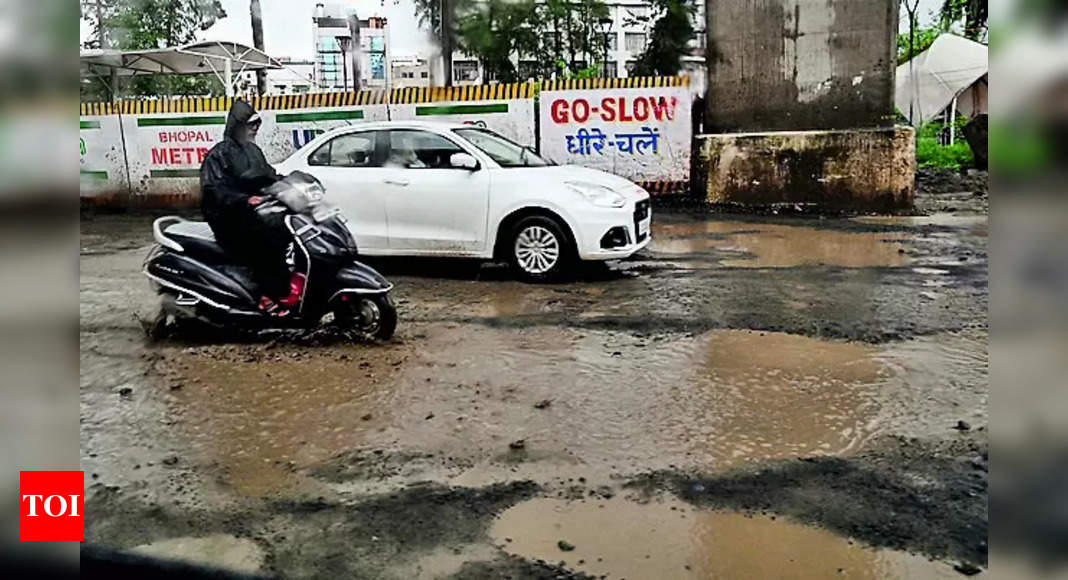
651,221,908,268
491,497,963,579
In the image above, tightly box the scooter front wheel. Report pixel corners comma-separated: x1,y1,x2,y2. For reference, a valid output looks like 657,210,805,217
335,294,396,341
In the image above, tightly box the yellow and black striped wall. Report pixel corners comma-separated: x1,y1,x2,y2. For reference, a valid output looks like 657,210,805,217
79,77,688,115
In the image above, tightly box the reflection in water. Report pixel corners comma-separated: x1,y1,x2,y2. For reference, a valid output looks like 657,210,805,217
492,498,962,579
652,221,908,268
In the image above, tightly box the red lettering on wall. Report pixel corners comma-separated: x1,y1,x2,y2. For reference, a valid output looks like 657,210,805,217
649,96,678,121
197,147,209,163
551,100,569,123
572,99,590,123
151,149,167,164
617,98,633,122
633,97,649,121
600,97,616,122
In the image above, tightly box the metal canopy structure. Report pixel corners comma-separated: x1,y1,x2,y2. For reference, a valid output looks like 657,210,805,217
80,41,283,97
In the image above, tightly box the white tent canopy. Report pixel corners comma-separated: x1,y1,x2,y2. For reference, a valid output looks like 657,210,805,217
896,34,988,126
80,41,282,97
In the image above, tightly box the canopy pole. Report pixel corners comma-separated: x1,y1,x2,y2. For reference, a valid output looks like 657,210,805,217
949,95,957,145
110,68,119,102
224,58,234,97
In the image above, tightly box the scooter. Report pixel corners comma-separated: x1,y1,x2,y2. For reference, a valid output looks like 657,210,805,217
143,171,397,340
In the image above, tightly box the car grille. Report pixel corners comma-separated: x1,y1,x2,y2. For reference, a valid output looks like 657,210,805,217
634,199,650,243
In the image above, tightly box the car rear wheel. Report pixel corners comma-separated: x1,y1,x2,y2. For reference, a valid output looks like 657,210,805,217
509,215,573,282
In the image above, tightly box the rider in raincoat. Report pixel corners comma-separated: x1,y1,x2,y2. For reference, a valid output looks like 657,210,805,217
200,99,298,314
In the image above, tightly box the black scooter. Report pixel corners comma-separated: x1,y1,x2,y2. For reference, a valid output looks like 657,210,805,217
143,171,397,340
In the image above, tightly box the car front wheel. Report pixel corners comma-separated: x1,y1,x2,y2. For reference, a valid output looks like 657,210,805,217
509,216,573,282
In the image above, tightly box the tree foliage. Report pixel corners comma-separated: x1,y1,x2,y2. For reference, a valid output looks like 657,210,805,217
939,0,988,41
896,26,939,64
80,0,227,97
630,0,695,77
416,0,610,82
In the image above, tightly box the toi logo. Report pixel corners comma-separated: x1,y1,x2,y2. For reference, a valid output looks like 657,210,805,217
20,471,84,541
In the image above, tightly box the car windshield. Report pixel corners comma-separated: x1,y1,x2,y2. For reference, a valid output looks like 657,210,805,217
453,127,550,167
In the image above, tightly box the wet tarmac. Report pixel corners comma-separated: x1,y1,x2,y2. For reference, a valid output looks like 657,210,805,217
80,204,988,578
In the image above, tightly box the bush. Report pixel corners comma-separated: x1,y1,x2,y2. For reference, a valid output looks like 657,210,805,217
914,119,975,170
916,137,974,170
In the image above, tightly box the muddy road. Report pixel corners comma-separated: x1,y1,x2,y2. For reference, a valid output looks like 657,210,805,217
80,204,988,579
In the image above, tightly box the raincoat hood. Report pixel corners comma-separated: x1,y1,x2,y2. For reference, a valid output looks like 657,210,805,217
223,99,260,141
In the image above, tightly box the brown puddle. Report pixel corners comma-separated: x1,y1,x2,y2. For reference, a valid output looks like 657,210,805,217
161,324,984,492
694,330,883,462
491,498,964,579
168,347,408,497
651,221,908,268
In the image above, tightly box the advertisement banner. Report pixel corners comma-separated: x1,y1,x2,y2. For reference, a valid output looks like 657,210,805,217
122,112,227,198
538,84,692,185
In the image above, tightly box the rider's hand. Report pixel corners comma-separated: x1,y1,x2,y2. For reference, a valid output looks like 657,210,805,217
248,196,265,206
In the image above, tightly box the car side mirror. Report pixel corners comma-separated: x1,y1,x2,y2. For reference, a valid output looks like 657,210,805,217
450,152,479,170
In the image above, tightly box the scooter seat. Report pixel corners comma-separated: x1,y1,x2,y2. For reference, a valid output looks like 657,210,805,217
163,221,230,263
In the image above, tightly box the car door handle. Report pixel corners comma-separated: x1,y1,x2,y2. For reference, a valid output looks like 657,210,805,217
383,178,410,186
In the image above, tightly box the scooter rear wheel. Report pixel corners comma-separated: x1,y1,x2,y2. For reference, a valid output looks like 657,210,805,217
335,294,396,341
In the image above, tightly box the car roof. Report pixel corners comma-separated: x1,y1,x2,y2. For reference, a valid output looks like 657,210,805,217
319,120,471,134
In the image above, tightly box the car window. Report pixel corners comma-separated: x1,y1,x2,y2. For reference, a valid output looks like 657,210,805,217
308,132,379,168
454,127,548,167
386,130,464,169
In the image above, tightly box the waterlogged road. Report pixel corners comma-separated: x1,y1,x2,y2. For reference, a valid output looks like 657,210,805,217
80,206,988,579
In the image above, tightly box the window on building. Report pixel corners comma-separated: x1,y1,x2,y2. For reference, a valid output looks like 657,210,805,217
370,36,384,51
604,61,618,78
606,33,618,51
454,60,479,82
420,71,429,78
294,86,310,94
370,53,385,80
624,33,646,52
517,61,539,80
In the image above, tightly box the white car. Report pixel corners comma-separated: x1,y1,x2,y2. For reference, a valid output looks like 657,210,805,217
274,121,651,282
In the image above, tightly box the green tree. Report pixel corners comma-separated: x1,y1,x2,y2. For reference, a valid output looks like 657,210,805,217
939,0,988,41
532,0,608,78
456,0,540,83
631,0,695,76
896,26,939,64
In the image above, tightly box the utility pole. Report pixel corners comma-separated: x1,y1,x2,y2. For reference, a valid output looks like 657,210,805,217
250,0,267,95
350,15,362,91
442,0,453,86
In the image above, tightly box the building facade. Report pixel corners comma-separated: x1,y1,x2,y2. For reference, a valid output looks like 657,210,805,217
391,56,431,88
312,3,390,91
267,58,316,95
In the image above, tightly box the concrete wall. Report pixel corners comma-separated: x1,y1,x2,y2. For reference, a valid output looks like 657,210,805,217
539,78,692,189
696,127,915,211
705,0,898,132
79,78,692,207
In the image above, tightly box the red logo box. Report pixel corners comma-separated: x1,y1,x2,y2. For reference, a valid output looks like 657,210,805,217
19,471,84,541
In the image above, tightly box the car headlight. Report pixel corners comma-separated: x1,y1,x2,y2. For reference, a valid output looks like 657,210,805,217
565,181,626,208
